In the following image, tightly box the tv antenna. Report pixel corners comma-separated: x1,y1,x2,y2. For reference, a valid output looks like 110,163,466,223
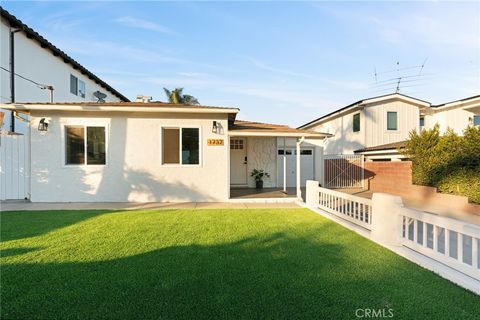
372,58,429,94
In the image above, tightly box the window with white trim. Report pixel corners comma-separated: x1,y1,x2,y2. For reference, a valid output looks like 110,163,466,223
70,74,86,98
387,112,398,131
162,127,200,165
65,126,106,165
474,115,480,126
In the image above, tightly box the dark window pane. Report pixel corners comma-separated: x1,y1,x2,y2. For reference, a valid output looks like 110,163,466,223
66,127,84,165
387,112,397,130
78,80,86,98
278,150,284,155
70,75,78,95
353,113,360,132
474,115,480,126
300,149,313,155
419,116,425,127
182,128,199,165
163,128,180,164
87,127,106,165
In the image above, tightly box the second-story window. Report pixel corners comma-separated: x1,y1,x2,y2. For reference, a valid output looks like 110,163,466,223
353,113,360,132
70,74,86,98
473,115,480,127
419,116,425,128
387,112,398,131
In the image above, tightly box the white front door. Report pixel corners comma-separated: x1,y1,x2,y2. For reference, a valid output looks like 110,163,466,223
277,148,314,187
230,138,247,185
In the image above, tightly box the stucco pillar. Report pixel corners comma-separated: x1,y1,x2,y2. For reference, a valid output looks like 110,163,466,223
305,180,320,207
371,193,404,246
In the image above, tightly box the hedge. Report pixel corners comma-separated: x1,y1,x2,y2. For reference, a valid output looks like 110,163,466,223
402,125,480,204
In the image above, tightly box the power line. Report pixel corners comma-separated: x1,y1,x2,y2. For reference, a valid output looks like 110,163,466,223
0,66,53,89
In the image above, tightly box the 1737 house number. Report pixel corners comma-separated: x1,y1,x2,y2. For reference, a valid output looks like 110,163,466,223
207,139,224,146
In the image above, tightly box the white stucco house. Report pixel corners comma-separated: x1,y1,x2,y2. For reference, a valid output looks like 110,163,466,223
299,93,480,161
0,7,129,134
0,102,328,202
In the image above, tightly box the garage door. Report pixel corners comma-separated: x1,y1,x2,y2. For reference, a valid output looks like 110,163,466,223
277,148,314,187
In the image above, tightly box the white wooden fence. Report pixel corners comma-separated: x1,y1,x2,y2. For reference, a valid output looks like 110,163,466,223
305,181,480,294
400,209,480,281
324,154,364,189
317,186,372,230
0,134,29,200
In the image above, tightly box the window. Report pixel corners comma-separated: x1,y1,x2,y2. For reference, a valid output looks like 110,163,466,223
230,139,244,150
70,75,78,95
353,113,360,132
70,74,86,98
162,128,199,165
65,126,106,165
300,149,313,155
474,115,480,126
419,116,425,128
387,112,398,130
78,80,86,98
278,150,293,155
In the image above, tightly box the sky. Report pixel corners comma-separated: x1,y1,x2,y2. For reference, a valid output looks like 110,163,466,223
3,1,480,127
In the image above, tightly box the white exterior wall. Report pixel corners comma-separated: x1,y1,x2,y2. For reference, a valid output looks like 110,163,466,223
308,109,366,154
29,111,229,202
363,100,419,147
425,108,476,135
308,100,420,154
1,18,123,133
246,137,277,188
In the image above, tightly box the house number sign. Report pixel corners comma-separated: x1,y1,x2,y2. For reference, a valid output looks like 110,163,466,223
207,139,224,146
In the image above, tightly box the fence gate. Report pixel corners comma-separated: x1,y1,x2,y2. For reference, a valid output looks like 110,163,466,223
324,154,364,189
0,134,29,200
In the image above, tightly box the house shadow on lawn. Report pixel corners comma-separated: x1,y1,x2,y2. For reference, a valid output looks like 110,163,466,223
2,227,478,320
0,210,113,242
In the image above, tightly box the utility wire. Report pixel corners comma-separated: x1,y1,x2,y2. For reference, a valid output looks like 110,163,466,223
0,66,53,89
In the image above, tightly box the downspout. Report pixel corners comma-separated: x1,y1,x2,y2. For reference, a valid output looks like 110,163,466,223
9,27,22,132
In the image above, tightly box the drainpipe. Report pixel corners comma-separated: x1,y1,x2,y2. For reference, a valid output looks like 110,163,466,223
9,28,22,132
296,136,305,199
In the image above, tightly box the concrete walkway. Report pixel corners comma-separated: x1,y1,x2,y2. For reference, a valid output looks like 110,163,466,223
0,200,301,211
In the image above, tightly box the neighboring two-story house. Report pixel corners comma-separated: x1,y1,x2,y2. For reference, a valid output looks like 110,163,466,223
0,7,129,133
299,93,480,161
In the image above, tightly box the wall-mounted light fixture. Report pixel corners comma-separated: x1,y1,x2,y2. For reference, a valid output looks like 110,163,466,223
38,118,49,131
212,121,218,134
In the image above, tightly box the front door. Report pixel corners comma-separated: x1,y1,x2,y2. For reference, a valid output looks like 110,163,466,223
230,138,247,185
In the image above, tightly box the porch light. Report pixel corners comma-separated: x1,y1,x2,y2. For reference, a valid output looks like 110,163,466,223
38,118,49,131
212,121,218,134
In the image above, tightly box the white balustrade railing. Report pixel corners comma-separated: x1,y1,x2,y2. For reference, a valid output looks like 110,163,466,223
400,208,480,281
315,186,372,230
306,180,480,292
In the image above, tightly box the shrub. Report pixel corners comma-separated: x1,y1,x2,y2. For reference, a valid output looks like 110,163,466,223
402,125,480,203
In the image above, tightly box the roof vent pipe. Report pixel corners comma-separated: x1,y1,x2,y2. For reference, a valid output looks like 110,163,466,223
136,95,152,103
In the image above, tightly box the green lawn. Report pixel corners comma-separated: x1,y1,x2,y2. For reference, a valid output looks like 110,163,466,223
1,208,478,319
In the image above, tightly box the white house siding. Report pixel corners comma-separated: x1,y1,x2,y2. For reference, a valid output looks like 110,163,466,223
426,108,475,135
246,137,277,188
28,111,229,202
1,18,123,133
364,100,420,147
308,109,365,154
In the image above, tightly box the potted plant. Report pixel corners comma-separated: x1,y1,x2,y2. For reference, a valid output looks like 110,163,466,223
250,169,270,189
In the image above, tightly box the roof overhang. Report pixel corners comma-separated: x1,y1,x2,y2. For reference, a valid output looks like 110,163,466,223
354,148,401,156
0,103,239,115
433,96,480,114
299,93,431,129
228,131,329,138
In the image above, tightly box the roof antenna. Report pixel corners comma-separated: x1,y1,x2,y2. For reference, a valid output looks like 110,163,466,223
418,57,428,75
374,67,377,84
